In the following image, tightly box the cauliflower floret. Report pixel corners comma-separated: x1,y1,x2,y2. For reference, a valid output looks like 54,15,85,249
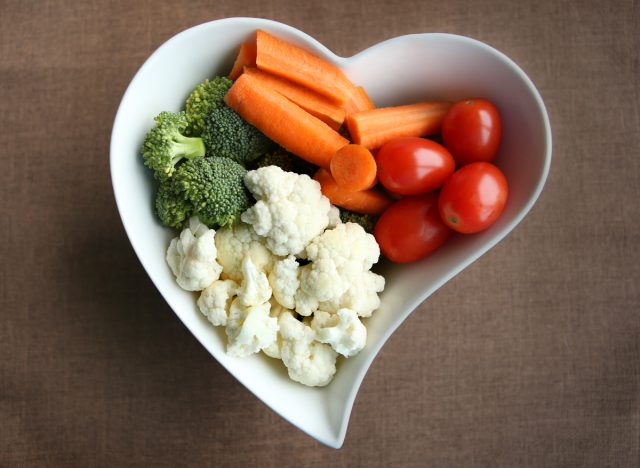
166,217,222,291
327,205,342,229
237,255,272,307
268,256,299,310
241,166,334,256
197,279,239,326
318,270,385,318
311,309,367,357
278,311,337,387
215,221,278,282
225,297,277,357
262,298,289,359
294,223,385,317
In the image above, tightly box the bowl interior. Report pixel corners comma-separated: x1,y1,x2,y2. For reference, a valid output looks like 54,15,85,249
110,18,551,448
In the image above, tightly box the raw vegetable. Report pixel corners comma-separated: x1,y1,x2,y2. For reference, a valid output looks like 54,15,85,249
225,73,349,168
330,144,377,192
155,177,192,228
229,41,257,80
311,309,367,358
184,76,233,135
142,111,205,181
314,168,392,215
173,157,252,228
294,223,385,317
376,137,455,195
339,209,377,233
345,86,375,114
438,162,508,233
346,101,452,150
200,105,274,165
442,98,502,166
374,194,452,263
241,166,334,256
242,67,345,130
277,310,338,387
255,29,355,106
166,217,223,291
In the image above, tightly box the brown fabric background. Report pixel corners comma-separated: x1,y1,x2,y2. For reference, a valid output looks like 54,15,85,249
1,0,638,466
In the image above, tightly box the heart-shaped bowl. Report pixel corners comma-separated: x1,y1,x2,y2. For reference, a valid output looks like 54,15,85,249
110,17,551,448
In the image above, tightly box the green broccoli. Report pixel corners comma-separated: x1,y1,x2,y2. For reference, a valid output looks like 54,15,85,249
142,111,205,181
184,76,233,136
339,209,378,233
173,157,252,228
253,147,318,176
201,105,274,166
155,178,193,229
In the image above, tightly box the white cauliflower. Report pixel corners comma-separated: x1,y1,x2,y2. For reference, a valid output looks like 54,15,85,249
318,271,385,318
225,298,277,357
237,255,272,307
197,279,239,326
327,205,342,228
311,309,367,357
294,223,385,317
268,256,299,310
215,221,278,282
278,311,337,387
166,217,222,291
262,298,289,359
241,166,334,256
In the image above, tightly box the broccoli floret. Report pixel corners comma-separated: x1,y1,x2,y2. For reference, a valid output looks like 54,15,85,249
253,147,318,176
155,178,193,229
201,106,274,166
142,111,205,181
173,157,252,228
184,77,233,135
339,209,378,233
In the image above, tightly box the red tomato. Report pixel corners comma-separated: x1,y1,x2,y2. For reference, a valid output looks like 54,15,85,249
374,193,452,263
442,98,502,166
375,137,455,195
438,162,508,234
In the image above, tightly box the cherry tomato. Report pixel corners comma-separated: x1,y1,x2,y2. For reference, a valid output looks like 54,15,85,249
438,162,508,234
442,98,502,166
374,193,452,263
376,137,455,195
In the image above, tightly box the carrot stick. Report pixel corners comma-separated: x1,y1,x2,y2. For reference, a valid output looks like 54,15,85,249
225,74,349,168
345,86,375,115
346,101,452,149
330,144,377,192
255,30,355,106
314,168,392,215
229,41,257,80
242,67,345,130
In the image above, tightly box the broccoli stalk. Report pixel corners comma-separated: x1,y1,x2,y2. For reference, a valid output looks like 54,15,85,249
173,157,252,228
142,111,205,181
201,105,274,166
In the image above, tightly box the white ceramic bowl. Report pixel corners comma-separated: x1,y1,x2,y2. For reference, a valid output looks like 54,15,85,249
110,17,551,448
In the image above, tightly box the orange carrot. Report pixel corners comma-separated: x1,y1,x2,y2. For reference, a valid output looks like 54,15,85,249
242,67,345,130
345,86,375,114
229,41,257,80
314,168,392,215
330,144,377,192
346,101,452,149
225,74,349,168
255,30,355,106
